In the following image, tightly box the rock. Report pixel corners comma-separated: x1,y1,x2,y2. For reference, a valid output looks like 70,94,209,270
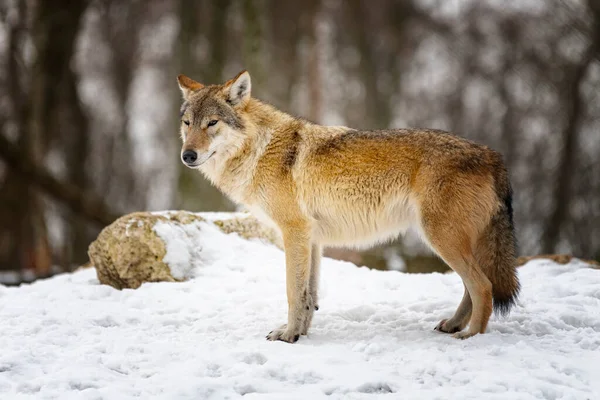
88,211,280,289
212,216,282,249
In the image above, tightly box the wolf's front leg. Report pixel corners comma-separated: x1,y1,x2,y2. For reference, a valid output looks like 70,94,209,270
302,244,321,334
266,226,313,343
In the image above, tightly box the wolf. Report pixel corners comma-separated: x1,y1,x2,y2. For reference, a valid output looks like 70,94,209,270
176,70,520,342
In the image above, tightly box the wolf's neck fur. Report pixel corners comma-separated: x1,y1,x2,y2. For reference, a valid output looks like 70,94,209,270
199,98,299,203
244,98,301,134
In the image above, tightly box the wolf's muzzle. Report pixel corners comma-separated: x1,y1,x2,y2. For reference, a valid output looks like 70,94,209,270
182,150,197,165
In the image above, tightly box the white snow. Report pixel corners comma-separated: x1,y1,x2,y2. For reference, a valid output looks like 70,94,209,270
1,220,599,399
152,220,202,280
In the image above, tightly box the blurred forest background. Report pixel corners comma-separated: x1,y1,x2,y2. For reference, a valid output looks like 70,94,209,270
1,0,599,284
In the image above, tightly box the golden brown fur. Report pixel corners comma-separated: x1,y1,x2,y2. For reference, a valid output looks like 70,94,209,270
177,71,520,342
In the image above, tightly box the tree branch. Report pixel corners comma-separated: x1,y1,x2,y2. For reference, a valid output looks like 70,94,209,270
0,134,121,226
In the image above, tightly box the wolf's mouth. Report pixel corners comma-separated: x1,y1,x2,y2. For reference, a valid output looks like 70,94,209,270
188,151,216,168
203,150,217,162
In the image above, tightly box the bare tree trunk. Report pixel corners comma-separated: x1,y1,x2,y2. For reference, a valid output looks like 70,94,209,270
498,19,519,169
265,1,306,110
63,57,93,266
306,0,322,123
35,0,90,268
243,0,263,88
175,0,233,212
347,0,392,129
0,1,53,276
208,0,231,83
541,2,600,253
0,0,90,273
0,0,32,273
98,0,143,211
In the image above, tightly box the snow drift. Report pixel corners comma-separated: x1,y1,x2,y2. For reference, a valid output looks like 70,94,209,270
1,214,599,399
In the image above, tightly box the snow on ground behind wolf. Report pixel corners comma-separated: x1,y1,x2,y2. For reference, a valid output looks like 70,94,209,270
1,221,599,399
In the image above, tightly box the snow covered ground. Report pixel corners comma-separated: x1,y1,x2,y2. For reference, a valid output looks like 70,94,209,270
1,220,599,399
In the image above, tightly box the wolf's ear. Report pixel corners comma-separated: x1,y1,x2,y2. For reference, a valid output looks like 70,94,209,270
224,70,251,107
177,74,204,100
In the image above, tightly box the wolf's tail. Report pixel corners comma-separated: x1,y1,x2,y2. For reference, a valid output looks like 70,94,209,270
475,165,520,315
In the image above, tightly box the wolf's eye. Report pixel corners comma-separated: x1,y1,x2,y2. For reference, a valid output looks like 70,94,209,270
183,120,190,126
207,120,218,127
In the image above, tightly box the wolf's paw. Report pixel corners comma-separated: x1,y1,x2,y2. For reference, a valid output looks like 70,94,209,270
452,330,478,340
266,324,300,343
434,319,462,334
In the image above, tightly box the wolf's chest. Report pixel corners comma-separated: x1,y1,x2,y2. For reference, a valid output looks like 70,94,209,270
245,204,280,233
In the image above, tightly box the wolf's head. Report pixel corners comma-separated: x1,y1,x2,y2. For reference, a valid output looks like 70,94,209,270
176,70,251,169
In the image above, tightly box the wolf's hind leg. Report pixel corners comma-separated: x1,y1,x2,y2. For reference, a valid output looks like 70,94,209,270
434,248,492,339
435,285,472,333
421,218,492,339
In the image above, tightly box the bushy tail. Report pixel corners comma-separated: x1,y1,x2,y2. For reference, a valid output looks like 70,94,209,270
476,174,520,316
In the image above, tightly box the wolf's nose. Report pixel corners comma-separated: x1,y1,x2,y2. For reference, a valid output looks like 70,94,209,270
182,150,198,164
